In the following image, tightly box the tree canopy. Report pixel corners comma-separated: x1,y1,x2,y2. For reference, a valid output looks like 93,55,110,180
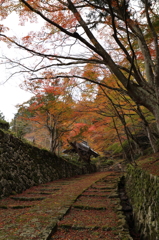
1,0,159,159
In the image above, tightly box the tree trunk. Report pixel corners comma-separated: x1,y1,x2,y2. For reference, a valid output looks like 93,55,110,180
127,83,159,133
50,119,58,154
112,117,128,161
136,105,158,153
153,105,159,133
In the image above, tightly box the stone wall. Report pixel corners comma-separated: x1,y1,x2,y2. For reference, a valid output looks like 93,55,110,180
0,129,96,199
125,165,159,240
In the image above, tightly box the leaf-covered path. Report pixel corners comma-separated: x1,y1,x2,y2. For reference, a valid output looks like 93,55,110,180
0,171,132,240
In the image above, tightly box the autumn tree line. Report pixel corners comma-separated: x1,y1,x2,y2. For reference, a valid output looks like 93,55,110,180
0,0,159,164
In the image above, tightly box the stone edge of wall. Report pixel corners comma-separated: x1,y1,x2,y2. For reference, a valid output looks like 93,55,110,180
114,176,134,240
125,164,159,240
0,129,96,199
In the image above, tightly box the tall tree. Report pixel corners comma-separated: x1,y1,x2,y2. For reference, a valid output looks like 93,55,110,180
1,0,159,132
18,77,76,154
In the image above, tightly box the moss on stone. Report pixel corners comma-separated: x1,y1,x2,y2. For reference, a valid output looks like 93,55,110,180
126,165,159,239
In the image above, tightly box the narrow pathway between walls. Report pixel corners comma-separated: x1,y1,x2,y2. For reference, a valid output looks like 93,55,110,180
0,171,135,240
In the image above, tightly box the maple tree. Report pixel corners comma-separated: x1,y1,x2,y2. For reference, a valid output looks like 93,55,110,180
17,76,76,154
1,0,159,158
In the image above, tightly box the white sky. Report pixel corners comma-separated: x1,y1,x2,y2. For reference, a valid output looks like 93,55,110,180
0,70,32,122
0,12,44,122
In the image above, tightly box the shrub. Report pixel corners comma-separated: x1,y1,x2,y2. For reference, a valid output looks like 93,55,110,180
0,119,9,130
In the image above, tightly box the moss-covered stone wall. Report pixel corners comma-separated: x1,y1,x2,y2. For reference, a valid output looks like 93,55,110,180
125,165,159,240
0,129,96,199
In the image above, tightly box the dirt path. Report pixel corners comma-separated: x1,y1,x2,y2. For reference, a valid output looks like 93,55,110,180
0,171,132,240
